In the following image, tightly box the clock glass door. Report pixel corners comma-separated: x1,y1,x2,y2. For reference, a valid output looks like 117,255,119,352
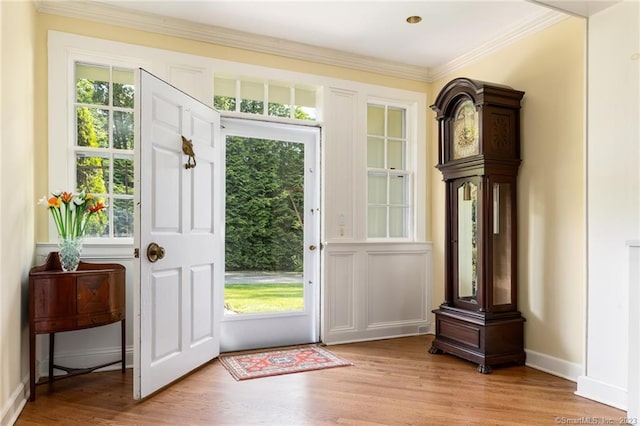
456,180,478,305
492,181,513,308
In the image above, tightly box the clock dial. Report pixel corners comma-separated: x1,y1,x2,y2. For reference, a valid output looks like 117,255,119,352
452,99,479,159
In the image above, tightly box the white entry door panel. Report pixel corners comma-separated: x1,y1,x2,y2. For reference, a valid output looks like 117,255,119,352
134,70,222,399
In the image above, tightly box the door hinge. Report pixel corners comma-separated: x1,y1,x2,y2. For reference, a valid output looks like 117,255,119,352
134,248,140,258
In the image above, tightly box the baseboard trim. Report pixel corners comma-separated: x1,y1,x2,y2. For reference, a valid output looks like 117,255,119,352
525,348,583,382
576,375,627,411
1,374,28,426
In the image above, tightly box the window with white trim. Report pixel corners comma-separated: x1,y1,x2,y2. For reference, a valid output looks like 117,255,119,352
73,62,135,238
214,74,318,121
367,103,411,238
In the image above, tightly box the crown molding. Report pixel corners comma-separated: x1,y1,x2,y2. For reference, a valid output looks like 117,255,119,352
35,0,431,82
429,10,568,81
36,1,567,84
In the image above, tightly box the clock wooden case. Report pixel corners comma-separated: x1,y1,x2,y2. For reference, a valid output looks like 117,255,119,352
430,77,525,373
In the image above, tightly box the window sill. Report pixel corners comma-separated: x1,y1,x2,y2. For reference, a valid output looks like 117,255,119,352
36,241,134,261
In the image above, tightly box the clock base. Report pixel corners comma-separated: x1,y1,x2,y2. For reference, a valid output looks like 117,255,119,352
430,306,526,373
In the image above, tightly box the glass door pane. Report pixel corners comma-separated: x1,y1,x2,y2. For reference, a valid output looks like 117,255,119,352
224,136,304,315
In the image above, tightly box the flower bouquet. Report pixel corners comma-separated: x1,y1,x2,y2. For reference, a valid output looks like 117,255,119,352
40,190,106,271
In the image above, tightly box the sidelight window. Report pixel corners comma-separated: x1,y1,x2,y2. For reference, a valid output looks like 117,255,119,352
367,103,411,238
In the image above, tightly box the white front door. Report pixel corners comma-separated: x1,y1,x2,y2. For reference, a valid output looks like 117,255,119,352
133,70,223,399
220,118,320,352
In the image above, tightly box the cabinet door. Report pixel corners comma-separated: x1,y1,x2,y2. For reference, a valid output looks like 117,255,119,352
31,275,77,332
77,273,112,314
32,276,76,320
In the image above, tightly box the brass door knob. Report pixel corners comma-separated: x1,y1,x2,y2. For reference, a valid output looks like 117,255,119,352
309,245,317,251
147,242,166,263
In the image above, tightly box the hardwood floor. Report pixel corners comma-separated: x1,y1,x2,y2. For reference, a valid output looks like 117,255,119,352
17,336,624,425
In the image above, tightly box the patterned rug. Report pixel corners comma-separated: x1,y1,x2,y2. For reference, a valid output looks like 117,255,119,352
219,345,352,380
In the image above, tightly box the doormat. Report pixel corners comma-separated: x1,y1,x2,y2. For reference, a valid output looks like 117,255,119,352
219,345,352,381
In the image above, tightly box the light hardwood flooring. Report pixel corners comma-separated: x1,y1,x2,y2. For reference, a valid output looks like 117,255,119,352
17,335,625,425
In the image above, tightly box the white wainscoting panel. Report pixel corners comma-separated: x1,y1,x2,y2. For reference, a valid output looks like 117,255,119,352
323,242,432,344
326,251,357,333
367,251,428,328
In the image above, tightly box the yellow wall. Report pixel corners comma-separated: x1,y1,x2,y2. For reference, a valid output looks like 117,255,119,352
1,0,36,420
429,17,587,363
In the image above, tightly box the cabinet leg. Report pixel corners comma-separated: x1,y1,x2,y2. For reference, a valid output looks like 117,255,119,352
121,319,126,373
428,345,444,354
48,333,55,387
477,364,492,374
29,331,35,401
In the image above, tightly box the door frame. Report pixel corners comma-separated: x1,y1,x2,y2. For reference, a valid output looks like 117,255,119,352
219,117,322,352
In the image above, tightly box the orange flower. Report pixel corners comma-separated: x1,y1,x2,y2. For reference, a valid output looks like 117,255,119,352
60,192,73,204
48,197,61,208
89,202,106,213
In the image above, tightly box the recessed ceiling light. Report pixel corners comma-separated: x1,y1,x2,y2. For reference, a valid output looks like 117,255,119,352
406,16,422,24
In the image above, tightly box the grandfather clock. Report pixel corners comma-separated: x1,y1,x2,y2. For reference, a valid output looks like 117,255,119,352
429,77,525,373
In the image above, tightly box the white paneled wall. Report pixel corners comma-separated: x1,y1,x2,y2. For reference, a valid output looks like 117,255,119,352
323,243,432,344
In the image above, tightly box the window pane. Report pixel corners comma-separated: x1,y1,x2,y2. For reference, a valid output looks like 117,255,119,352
268,103,291,118
113,111,134,150
113,198,134,238
368,173,387,204
76,107,109,148
113,68,135,108
388,107,405,138
113,156,134,195
294,106,316,121
214,96,236,111
214,75,236,98
389,207,407,237
367,137,384,168
367,105,385,136
241,80,263,101
76,63,109,105
389,175,407,205
368,206,387,237
295,85,316,107
388,139,405,170
268,83,290,118
269,83,290,104
76,154,110,194
240,99,264,114
241,80,264,114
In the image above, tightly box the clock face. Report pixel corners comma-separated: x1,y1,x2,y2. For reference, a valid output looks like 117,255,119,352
452,99,479,159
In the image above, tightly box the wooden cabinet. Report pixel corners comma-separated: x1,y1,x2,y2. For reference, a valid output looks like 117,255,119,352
429,78,526,373
29,252,126,401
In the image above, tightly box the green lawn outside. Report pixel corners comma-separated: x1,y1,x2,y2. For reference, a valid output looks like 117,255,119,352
224,282,304,314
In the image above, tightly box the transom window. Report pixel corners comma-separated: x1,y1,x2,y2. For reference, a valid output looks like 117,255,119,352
74,62,135,238
214,74,318,121
367,103,411,238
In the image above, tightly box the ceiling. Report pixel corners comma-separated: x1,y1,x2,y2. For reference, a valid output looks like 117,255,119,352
40,0,619,81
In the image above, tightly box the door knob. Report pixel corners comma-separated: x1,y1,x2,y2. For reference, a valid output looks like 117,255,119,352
147,242,165,263
309,245,317,251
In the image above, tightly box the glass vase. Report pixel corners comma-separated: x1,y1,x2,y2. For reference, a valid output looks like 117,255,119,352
58,237,83,272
